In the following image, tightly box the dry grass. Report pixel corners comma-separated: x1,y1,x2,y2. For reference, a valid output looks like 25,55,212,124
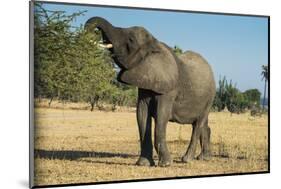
34,107,268,186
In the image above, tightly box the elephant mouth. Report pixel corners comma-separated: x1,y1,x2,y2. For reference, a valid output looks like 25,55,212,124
98,31,128,71
99,43,113,49
95,29,129,81
98,31,113,49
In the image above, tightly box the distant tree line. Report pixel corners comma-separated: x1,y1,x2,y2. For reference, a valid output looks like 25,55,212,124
34,3,137,110
212,76,261,113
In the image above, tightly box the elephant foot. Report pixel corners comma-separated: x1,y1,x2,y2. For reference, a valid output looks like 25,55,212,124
181,155,194,163
158,156,172,167
136,157,155,166
196,153,211,161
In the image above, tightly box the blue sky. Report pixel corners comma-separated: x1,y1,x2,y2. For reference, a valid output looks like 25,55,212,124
41,3,268,94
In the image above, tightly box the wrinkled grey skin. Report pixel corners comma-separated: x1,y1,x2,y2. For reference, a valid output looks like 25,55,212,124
85,17,216,167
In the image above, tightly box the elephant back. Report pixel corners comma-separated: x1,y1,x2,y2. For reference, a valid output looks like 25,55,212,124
179,51,208,66
176,51,216,106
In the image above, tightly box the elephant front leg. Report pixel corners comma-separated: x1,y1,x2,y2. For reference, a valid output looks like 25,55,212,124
136,98,155,166
155,120,171,167
154,97,174,167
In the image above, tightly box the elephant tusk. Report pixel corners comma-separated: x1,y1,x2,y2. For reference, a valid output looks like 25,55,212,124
106,44,113,48
98,43,113,49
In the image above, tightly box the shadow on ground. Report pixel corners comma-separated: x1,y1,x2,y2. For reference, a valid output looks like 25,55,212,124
79,159,135,166
34,149,137,161
34,140,190,161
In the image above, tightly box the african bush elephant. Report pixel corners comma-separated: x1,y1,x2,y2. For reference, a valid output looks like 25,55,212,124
85,17,216,167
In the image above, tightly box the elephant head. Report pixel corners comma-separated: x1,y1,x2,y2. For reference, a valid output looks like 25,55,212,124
85,17,179,94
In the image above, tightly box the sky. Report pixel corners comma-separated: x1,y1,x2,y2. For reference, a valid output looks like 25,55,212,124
41,2,268,94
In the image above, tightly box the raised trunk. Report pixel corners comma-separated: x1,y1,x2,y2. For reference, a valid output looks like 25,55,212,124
85,17,117,43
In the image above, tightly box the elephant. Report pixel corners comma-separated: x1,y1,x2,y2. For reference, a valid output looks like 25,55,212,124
85,17,216,167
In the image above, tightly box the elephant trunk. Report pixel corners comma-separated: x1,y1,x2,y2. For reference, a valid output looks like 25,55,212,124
85,17,117,44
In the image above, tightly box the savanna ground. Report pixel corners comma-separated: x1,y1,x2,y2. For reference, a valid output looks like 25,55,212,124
34,100,268,186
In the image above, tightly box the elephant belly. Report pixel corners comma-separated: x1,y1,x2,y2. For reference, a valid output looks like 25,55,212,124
170,100,206,124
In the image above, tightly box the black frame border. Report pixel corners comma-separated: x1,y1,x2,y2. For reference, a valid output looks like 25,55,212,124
29,0,270,188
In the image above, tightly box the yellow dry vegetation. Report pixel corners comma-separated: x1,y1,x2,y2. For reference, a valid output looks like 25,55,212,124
34,106,268,186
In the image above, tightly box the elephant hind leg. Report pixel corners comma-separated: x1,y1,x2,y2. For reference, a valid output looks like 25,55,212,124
196,118,211,160
182,112,209,163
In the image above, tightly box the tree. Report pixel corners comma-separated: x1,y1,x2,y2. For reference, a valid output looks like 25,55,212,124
34,3,87,103
34,3,116,109
212,76,250,114
212,76,227,111
224,80,240,113
75,30,116,110
261,65,268,110
243,89,261,107
173,45,183,56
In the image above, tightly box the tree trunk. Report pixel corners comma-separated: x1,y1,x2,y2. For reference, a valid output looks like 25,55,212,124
90,102,94,111
90,96,100,111
48,97,53,107
262,80,267,110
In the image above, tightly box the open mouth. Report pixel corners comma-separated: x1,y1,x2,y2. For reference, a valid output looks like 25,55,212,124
94,29,127,73
98,30,113,49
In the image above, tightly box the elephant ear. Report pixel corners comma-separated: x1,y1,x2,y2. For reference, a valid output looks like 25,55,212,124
119,43,179,94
